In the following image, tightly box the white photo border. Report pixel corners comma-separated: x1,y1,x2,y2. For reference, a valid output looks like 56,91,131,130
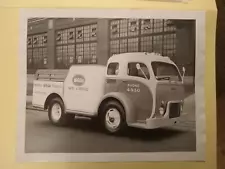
17,8,206,162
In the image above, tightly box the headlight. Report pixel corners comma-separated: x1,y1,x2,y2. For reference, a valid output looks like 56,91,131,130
180,103,183,112
159,100,166,116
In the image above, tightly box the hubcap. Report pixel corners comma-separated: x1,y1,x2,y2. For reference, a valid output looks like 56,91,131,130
105,108,121,130
51,103,62,122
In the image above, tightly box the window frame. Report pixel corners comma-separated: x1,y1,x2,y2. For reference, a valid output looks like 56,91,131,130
109,19,177,58
27,33,48,69
55,23,98,68
151,61,182,81
127,62,150,80
107,62,120,76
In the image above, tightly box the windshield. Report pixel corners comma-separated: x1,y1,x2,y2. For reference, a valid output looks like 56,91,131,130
151,62,181,81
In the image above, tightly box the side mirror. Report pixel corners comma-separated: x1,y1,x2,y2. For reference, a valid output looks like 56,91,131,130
136,63,141,70
136,63,148,79
182,66,186,83
182,67,186,74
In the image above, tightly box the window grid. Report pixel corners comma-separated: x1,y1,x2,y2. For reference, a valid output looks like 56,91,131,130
128,38,139,52
110,20,120,39
140,36,153,52
110,19,177,58
90,24,97,41
153,19,164,33
27,49,33,67
141,19,154,35
153,35,163,54
128,19,139,36
110,40,120,55
163,33,176,57
164,20,176,32
120,20,128,38
55,23,97,68
90,43,97,64
68,45,75,64
119,39,128,53
27,33,47,69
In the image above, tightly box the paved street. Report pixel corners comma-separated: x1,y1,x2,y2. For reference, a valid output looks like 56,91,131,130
25,94,196,153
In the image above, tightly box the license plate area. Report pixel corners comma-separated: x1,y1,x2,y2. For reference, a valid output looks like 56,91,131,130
169,103,180,118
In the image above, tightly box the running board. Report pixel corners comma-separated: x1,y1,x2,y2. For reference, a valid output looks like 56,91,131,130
66,109,97,118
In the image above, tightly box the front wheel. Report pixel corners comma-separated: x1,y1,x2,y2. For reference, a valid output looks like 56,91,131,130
48,97,75,126
101,101,126,134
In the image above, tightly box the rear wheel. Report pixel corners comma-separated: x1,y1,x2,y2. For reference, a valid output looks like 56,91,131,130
101,101,126,134
48,97,75,126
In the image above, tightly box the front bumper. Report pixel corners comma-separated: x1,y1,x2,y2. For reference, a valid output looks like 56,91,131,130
129,113,187,129
128,101,187,129
146,116,180,129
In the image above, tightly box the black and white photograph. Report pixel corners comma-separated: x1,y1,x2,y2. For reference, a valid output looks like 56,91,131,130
17,9,206,162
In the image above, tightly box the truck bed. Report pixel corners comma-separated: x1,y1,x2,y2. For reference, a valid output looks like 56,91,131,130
35,69,69,82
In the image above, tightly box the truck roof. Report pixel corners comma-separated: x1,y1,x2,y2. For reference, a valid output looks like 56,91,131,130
108,52,174,64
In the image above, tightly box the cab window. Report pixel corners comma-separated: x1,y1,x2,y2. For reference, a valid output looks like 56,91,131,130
107,62,119,75
151,62,181,81
127,62,150,79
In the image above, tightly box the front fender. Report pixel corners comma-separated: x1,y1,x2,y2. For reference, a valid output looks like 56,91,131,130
99,92,136,123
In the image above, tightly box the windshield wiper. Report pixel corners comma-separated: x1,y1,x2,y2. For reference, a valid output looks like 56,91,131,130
156,76,171,80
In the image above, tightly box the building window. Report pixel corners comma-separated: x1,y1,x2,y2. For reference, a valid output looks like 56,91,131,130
109,19,140,56
128,38,138,52
76,44,84,64
164,20,176,32
111,20,120,39
163,33,176,58
153,19,164,33
68,45,75,64
110,40,120,55
120,19,128,37
153,35,163,54
27,33,48,69
119,39,127,53
55,23,97,68
140,36,153,52
141,19,154,34
110,19,177,59
128,19,139,36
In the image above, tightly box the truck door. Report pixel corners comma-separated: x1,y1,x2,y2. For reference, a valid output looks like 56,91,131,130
121,62,154,121
105,62,154,122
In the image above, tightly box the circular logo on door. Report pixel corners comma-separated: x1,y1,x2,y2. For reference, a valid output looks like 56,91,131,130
72,74,85,86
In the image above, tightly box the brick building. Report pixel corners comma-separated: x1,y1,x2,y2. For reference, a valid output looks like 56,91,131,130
26,18,196,76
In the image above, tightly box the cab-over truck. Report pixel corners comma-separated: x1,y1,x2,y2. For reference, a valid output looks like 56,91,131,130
32,52,186,134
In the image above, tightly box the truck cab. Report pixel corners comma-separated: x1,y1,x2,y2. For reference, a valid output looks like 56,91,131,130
103,52,186,130
32,52,186,134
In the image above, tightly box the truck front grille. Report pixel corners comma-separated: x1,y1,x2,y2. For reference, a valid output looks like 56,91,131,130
169,103,181,118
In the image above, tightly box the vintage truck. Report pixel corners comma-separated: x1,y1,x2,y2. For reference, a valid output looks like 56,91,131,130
32,52,186,134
